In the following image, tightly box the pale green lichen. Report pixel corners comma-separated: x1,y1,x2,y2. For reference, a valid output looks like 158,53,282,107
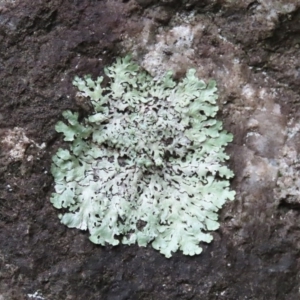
51,56,235,258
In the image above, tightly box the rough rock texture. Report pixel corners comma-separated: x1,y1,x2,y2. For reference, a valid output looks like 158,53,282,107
1,0,300,299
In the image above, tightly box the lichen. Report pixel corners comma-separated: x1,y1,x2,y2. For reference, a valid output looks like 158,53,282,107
50,56,235,258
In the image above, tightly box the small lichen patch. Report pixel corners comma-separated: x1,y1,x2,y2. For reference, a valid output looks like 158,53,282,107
51,56,235,258
1,127,45,162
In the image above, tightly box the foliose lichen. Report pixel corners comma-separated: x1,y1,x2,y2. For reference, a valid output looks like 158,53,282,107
50,56,235,258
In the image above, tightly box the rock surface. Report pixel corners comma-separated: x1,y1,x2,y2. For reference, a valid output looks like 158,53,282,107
1,0,300,299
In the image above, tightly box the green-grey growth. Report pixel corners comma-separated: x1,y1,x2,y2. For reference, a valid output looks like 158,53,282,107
50,56,235,258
